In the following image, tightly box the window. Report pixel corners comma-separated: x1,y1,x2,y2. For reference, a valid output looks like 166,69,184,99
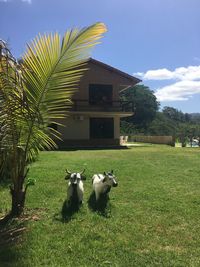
89,84,113,105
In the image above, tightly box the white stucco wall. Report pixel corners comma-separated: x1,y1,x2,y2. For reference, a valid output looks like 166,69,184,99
58,116,89,140
58,115,120,140
114,116,120,139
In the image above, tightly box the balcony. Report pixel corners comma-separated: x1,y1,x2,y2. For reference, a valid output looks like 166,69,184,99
68,99,134,113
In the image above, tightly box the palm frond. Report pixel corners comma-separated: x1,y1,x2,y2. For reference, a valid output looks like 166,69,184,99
20,22,106,162
0,46,24,182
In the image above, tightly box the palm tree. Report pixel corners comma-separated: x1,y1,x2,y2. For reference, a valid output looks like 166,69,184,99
0,22,107,217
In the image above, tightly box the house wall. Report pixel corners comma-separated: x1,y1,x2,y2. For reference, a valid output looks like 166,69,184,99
58,115,120,141
114,117,120,139
73,61,134,101
55,60,137,147
58,116,89,139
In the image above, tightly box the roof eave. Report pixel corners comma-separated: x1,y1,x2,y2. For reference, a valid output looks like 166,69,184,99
89,58,142,85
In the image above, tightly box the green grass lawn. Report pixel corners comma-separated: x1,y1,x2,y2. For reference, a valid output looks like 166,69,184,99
0,146,200,267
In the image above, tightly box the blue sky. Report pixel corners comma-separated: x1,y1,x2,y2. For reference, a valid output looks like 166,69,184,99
1,0,200,113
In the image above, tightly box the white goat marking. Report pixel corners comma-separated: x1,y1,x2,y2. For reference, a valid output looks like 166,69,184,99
65,170,85,205
92,171,118,202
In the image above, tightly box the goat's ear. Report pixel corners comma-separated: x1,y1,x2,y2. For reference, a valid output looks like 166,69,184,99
103,176,107,182
80,169,85,175
65,175,70,180
111,170,114,174
103,171,106,176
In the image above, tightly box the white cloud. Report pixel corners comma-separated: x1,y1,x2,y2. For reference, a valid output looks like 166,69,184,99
145,68,175,80
155,80,200,101
134,65,200,81
173,66,200,81
134,69,174,80
134,72,144,77
0,0,32,3
134,65,200,102
21,0,31,3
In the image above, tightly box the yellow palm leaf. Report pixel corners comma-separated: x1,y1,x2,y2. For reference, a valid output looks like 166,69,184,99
20,22,107,161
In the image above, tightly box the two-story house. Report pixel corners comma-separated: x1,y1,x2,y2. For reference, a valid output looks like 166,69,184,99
57,58,141,147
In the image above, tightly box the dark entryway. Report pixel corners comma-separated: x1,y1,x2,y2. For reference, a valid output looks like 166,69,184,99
90,118,114,139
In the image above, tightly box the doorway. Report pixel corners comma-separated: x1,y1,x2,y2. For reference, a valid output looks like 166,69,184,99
90,118,114,139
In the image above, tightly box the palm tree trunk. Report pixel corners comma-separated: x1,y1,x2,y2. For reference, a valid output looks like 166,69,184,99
10,186,26,216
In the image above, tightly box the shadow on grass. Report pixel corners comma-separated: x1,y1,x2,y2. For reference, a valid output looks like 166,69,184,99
87,191,112,218
55,145,130,151
0,220,26,267
0,213,13,226
0,179,11,188
54,199,81,223
61,200,81,222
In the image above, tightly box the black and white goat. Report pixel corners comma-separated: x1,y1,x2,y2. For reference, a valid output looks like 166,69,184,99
65,169,86,205
92,170,118,202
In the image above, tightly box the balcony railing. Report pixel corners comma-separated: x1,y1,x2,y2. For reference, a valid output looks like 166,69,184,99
68,99,134,112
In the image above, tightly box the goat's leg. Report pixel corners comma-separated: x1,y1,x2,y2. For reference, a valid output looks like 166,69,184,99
77,186,84,205
67,186,73,205
95,191,100,202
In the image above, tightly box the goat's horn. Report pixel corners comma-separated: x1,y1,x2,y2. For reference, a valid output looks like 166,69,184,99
80,169,85,175
66,169,71,174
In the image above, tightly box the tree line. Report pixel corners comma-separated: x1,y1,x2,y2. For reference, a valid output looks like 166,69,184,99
120,85,200,146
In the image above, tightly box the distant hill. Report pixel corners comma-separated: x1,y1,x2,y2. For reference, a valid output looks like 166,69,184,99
189,113,200,123
190,113,200,117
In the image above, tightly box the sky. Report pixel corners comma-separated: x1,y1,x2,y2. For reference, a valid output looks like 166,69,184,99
1,0,200,113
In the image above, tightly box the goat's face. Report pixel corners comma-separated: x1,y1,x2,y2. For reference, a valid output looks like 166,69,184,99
70,173,81,186
65,169,86,185
103,170,118,187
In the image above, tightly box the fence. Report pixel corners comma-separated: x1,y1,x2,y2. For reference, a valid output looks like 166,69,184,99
121,135,174,146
